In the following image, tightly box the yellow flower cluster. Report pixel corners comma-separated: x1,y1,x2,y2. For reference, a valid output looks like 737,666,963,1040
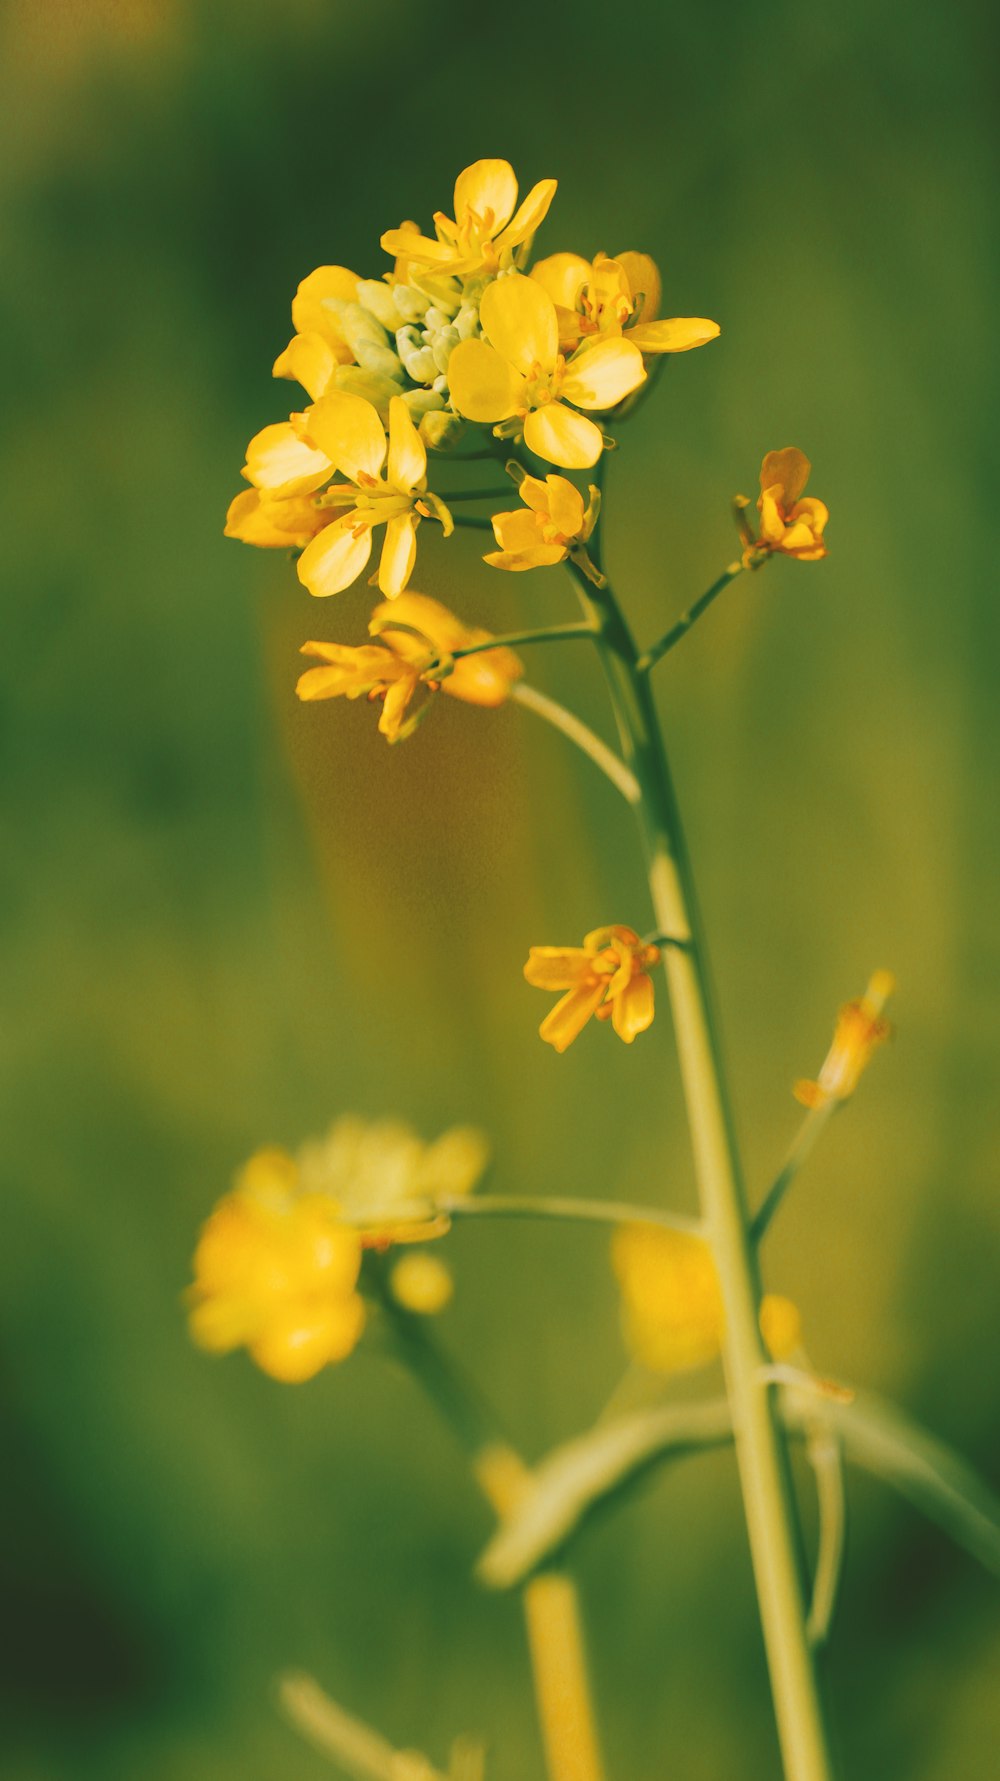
187,1117,487,1382
612,1223,802,1376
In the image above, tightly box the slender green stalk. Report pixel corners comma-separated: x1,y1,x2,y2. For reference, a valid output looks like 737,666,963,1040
562,534,835,1777
512,683,639,804
637,561,746,673
442,1192,704,1237
450,624,599,660
751,1102,837,1245
805,1432,847,1649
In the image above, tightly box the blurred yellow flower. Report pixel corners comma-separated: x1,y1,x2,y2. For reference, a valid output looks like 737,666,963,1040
794,970,894,1109
297,592,523,743
524,924,659,1052
296,1115,490,1246
612,1223,802,1375
295,394,445,599
531,250,719,359
187,1149,365,1384
484,472,598,572
448,273,646,469
755,447,829,562
390,1252,454,1316
380,158,557,279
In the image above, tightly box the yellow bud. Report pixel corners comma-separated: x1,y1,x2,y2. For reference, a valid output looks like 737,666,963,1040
390,1252,454,1316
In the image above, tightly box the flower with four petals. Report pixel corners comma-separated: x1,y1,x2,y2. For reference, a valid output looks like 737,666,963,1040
531,250,719,359
381,157,557,280
755,447,829,562
524,924,660,1052
484,472,599,572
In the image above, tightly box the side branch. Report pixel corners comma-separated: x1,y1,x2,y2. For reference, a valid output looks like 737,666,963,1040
637,562,746,674
512,683,641,804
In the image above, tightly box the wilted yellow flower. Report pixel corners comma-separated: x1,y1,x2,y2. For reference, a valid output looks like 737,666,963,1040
524,924,659,1052
295,394,449,599
380,158,557,279
187,1148,365,1384
794,970,894,1109
448,273,646,469
224,487,329,550
612,1223,802,1375
296,592,522,743
531,250,719,359
484,472,598,572
296,1115,490,1246
390,1252,454,1316
756,447,829,562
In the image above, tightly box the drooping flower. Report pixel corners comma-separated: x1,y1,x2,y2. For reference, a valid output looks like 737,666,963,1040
240,410,335,500
755,448,829,562
448,273,646,469
271,265,362,401
484,472,598,571
296,1115,490,1246
794,971,894,1109
187,1148,365,1384
224,487,330,550
524,924,659,1052
296,592,522,743
612,1223,802,1376
531,250,719,359
380,158,557,280
295,395,450,598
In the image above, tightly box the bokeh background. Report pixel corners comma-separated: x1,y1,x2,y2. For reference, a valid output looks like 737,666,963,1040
2,1,998,1776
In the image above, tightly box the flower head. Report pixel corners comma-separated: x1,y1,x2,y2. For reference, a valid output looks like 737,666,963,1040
381,158,557,280
187,1148,365,1383
524,924,659,1052
531,250,719,359
484,472,598,572
296,592,523,743
448,273,646,468
296,1115,490,1246
612,1224,802,1376
224,487,330,550
794,970,894,1109
755,448,829,562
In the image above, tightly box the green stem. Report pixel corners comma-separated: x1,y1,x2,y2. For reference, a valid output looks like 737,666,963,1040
637,561,747,673
442,1192,704,1238
511,683,640,804
751,1102,837,1246
805,1431,847,1649
564,545,835,1778
451,624,599,660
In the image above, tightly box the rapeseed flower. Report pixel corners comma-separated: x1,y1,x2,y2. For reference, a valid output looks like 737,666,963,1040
612,1223,802,1376
755,448,829,562
224,487,330,550
296,592,522,743
297,1115,490,1246
531,250,719,359
524,925,659,1052
484,472,599,572
380,158,557,280
794,971,894,1109
448,273,646,469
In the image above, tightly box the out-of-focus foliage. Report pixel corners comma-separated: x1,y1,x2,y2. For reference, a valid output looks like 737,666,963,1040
1,3,997,1777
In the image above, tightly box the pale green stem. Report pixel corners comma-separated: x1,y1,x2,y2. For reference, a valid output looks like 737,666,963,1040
805,1431,848,1649
751,1102,837,1245
637,561,747,673
450,624,599,660
441,1192,704,1238
512,683,640,805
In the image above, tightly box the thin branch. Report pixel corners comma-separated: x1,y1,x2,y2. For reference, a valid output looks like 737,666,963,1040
637,562,746,674
806,1433,848,1649
442,1192,704,1238
751,1102,837,1245
450,624,598,662
511,682,640,804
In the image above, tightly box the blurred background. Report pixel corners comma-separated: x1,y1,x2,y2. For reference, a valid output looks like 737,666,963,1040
1,1,997,1776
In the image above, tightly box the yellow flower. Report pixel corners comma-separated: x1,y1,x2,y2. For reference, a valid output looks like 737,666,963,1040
296,1115,490,1246
240,410,335,499
756,447,829,561
484,472,598,571
380,158,557,279
272,265,362,400
531,250,720,359
296,592,523,743
224,487,329,550
612,1223,802,1376
794,970,894,1109
390,1253,454,1316
187,1148,365,1384
448,273,646,469
524,924,659,1052
295,394,447,599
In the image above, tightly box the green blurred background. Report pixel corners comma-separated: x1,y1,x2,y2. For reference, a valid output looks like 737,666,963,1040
2,1,997,1775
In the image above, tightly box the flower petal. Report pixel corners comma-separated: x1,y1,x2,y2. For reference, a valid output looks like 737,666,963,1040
538,981,607,1052
272,333,339,401
495,178,558,251
523,403,604,469
243,421,332,497
296,644,397,702
454,158,518,233
524,947,593,990
296,514,373,597
530,252,592,311
447,339,524,423
291,267,360,357
544,474,585,538
615,251,662,323
760,447,811,504
378,513,418,598
480,273,558,376
387,396,426,493
225,488,326,549
628,317,720,354
561,337,646,410
491,508,546,553
378,672,420,742
445,648,522,706
611,973,655,1043
305,392,387,484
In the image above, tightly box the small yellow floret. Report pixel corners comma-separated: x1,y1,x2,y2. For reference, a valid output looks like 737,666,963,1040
612,1224,803,1374
753,447,829,563
390,1253,454,1316
794,970,894,1109
524,924,659,1052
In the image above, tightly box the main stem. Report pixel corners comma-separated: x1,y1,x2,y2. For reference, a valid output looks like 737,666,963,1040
567,555,834,1780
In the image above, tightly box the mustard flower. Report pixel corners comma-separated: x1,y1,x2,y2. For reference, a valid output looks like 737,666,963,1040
448,273,646,469
484,472,598,572
524,924,659,1052
240,409,335,500
531,250,719,359
295,394,450,599
271,264,362,400
612,1223,802,1376
380,157,557,280
224,487,330,550
794,970,894,1109
187,1148,365,1384
296,592,523,743
756,447,829,562
296,1115,490,1246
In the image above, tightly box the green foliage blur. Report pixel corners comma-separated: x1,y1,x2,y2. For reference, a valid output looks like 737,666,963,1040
1,2,997,1776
